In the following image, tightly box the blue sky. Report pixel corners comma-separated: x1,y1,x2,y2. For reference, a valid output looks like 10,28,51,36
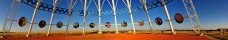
0,0,228,32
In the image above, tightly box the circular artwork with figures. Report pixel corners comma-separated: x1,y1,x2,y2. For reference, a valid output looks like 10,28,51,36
39,20,46,28
73,22,79,29
138,20,144,26
121,21,128,27
56,21,63,28
105,22,111,28
155,17,163,25
18,16,28,27
174,13,184,24
89,23,96,28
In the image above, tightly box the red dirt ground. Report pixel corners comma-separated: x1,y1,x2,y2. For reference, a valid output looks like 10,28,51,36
0,34,218,40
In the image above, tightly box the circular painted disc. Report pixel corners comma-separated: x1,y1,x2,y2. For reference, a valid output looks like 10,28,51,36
18,17,28,27
89,23,96,28
138,20,144,26
155,17,163,25
39,20,46,28
121,21,128,27
73,22,79,29
105,22,111,28
56,21,63,28
174,13,184,24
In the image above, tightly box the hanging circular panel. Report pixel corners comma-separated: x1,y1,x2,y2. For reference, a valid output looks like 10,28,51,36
155,17,163,25
18,16,28,27
138,20,144,26
73,22,79,29
174,13,184,24
105,22,111,28
121,21,128,27
39,20,46,28
89,23,96,28
56,21,63,28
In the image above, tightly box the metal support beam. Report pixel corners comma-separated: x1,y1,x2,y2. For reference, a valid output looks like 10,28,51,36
162,0,176,35
66,0,73,35
9,2,21,32
182,0,202,36
126,0,136,34
111,0,119,34
182,0,199,34
1,0,15,38
142,0,154,34
98,0,102,34
189,0,202,35
83,0,87,35
47,0,58,36
26,0,41,37
220,28,224,35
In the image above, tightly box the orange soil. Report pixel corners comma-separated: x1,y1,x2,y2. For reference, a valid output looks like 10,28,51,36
0,34,218,40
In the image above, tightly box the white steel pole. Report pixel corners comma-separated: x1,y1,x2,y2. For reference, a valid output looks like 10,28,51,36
47,0,58,36
189,0,202,35
126,0,136,34
181,0,199,34
98,0,102,34
9,3,21,32
1,0,15,38
66,0,73,35
162,0,176,35
27,0,41,37
112,0,118,34
142,0,154,34
220,28,223,35
83,0,87,35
